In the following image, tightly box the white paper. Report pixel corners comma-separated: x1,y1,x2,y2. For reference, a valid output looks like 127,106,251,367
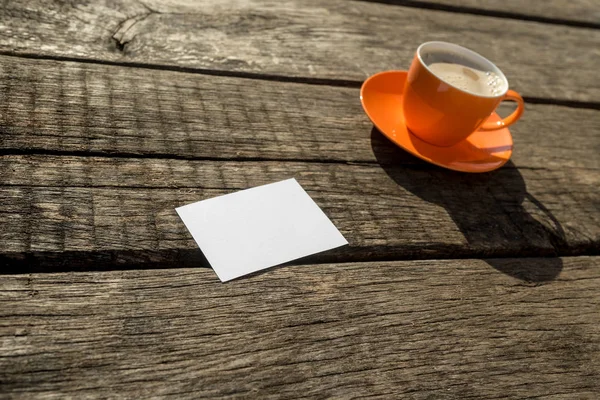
176,178,348,282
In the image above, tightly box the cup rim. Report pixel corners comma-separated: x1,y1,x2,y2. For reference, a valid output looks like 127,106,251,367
416,41,509,99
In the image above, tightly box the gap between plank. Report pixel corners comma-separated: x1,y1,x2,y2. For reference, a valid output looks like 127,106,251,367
0,148,376,166
1,249,598,275
2,149,561,172
353,0,600,30
1,51,598,111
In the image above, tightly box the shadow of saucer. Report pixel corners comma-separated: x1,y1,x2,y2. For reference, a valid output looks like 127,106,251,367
371,127,566,282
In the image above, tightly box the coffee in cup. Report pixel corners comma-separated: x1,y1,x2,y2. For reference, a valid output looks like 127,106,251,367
428,63,505,97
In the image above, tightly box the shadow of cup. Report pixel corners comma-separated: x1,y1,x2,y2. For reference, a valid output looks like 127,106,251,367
370,127,565,282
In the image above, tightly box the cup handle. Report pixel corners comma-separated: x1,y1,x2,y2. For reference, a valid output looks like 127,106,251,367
479,90,525,131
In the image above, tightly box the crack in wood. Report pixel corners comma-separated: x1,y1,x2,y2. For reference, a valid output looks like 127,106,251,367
354,0,600,29
111,5,158,52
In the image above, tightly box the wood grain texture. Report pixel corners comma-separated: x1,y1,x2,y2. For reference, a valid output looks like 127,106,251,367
0,0,599,101
409,0,600,24
1,56,598,272
1,56,599,168
0,257,598,398
1,155,599,273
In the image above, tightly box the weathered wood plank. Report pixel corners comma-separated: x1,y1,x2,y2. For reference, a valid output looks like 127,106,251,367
411,0,600,24
1,56,599,169
1,1,598,101
0,56,598,270
0,257,598,398
1,156,598,272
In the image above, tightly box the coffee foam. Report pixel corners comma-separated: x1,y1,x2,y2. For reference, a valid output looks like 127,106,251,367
421,51,507,97
428,62,505,97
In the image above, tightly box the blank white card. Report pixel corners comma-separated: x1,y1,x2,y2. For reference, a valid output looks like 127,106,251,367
176,178,348,282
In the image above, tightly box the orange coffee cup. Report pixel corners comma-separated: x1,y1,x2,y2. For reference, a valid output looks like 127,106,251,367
402,42,524,147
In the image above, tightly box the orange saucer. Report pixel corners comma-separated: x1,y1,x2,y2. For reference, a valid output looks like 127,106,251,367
360,71,513,173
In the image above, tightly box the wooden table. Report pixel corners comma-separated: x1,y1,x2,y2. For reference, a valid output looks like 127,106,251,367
1,1,599,398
